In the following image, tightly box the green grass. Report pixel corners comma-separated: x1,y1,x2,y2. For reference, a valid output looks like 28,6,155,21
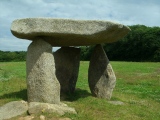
0,61,160,120
0,62,27,105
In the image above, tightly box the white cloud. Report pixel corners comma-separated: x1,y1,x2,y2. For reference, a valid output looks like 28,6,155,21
0,0,160,51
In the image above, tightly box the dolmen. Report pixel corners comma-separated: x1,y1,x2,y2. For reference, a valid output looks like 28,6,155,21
11,18,130,107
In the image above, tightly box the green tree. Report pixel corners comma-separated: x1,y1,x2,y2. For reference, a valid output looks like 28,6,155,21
80,25,160,61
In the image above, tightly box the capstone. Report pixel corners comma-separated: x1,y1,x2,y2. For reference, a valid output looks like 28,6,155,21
11,18,130,46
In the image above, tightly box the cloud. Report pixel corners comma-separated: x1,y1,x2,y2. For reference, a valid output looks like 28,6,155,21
0,0,160,51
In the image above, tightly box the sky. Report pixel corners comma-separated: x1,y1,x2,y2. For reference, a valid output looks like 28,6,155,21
0,0,160,51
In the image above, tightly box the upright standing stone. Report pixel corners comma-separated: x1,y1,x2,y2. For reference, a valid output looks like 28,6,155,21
54,47,80,94
88,44,116,100
26,39,60,104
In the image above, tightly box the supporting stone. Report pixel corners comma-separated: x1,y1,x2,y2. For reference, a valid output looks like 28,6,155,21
54,47,81,94
88,44,116,100
26,39,60,104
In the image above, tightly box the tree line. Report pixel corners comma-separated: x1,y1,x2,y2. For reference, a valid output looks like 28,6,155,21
80,25,160,62
0,51,26,62
0,25,160,62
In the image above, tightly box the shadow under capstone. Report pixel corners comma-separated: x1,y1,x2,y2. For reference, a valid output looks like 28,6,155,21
60,88,92,102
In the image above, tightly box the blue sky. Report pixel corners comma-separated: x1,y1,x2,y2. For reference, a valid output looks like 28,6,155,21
0,0,160,51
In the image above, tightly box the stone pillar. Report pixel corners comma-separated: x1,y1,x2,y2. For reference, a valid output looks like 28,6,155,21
26,39,60,104
88,44,116,100
54,47,81,94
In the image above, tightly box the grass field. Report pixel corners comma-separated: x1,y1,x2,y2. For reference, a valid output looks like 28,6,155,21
0,61,160,120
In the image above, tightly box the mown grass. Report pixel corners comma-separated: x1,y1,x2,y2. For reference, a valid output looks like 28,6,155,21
0,62,27,105
0,61,160,120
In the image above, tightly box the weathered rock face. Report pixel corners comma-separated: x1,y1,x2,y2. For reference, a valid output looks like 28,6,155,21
0,100,76,120
11,18,130,46
26,39,60,104
88,44,116,100
54,47,80,94
28,102,77,116
0,100,28,120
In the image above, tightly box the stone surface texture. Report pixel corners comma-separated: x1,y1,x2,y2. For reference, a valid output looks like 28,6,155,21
26,39,60,104
0,100,28,120
28,102,77,116
18,115,34,120
88,44,116,100
39,115,45,120
11,18,130,46
54,47,80,94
